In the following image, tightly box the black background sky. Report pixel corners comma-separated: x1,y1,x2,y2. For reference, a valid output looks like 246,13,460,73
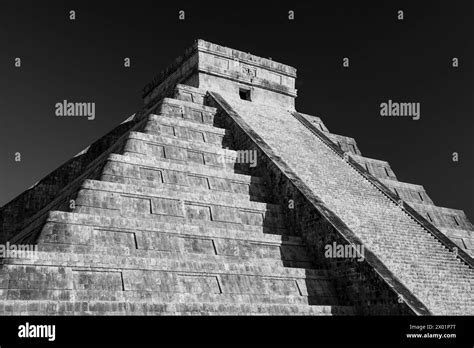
0,0,472,221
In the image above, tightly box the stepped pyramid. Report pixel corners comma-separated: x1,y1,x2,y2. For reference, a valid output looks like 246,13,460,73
1,39,473,315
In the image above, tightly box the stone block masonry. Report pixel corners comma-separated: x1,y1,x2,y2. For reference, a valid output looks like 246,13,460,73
0,75,354,315
209,92,473,315
0,39,472,315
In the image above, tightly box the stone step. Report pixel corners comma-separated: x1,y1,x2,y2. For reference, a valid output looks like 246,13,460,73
73,206,286,231
0,247,321,279
362,233,442,246
102,153,269,200
381,257,470,272
358,227,459,249
127,130,236,158
388,262,469,275
369,245,465,265
153,98,218,126
35,243,315,270
80,179,279,213
364,234,464,259
74,180,286,229
46,211,290,238
227,97,474,314
122,131,251,173
385,250,463,263
365,237,458,254
364,232,441,244
0,300,355,315
0,263,337,300
100,173,268,204
121,148,248,175
402,277,473,288
173,84,207,105
143,114,232,148
42,210,298,245
38,220,312,264
384,263,472,279
408,286,472,300
148,112,225,134
0,289,339,306
418,293,474,304
376,261,472,282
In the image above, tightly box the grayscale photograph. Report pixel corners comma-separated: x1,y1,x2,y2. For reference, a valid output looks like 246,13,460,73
0,0,472,346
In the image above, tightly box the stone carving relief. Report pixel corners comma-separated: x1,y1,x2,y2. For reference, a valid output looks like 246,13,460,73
241,64,257,78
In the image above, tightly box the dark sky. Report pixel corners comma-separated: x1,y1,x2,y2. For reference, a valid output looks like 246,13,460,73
0,0,472,222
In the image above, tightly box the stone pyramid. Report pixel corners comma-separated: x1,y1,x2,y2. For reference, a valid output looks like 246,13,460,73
0,39,472,315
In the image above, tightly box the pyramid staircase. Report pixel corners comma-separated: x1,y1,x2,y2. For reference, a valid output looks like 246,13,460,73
0,85,356,315
2,36,472,315
211,92,474,316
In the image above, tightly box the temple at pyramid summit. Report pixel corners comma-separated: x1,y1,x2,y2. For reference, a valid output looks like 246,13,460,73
1,39,473,315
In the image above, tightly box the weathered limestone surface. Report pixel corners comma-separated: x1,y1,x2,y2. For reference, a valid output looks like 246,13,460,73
0,84,355,315
144,40,297,110
300,111,473,257
218,95,473,315
1,39,472,315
